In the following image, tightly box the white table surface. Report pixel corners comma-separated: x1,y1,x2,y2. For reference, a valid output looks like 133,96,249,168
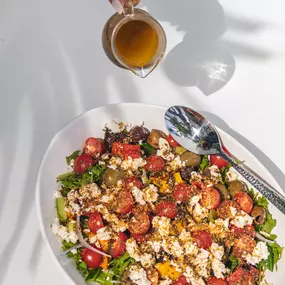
0,0,285,284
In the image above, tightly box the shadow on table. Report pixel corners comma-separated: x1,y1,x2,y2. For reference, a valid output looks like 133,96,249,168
200,111,285,192
146,0,272,95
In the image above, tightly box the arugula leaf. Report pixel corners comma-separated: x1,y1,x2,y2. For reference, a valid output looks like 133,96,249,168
258,243,283,272
262,211,276,233
256,196,269,210
228,255,240,273
220,164,231,184
199,155,209,171
140,142,154,156
57,165,105,190
86,268,102,282
66,150,80,165
77,261,89,278
61,240,75,251
248,188,259,202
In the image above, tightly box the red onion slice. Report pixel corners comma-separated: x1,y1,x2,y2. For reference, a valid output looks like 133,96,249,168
76,215,111,257
255,232,275,244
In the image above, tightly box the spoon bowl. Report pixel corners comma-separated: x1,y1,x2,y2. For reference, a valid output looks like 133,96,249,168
165,105,285,215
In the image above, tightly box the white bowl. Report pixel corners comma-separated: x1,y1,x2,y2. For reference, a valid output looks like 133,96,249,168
36,103,285,285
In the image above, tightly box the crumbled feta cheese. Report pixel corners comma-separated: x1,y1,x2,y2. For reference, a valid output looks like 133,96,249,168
209,165,221,179
245,242,270,265
100,194,113,203
193,203,209,220
191,171,202,181
79,183,101,199
139,253,154,268
189,195,202,206
170,260,183,272
143,184,159,202
226,169,238,181
193,249,210,278
169,156,184,171
152,216,171,237
230,206,237,217
184,266,206,285
98,161,105,165
211,258,230,279
52,219,78,243
214,218,230,229
157,138,174,161
128,265,151,285
148,240,161,253
132,186,146,205
231,211,253,228
101,153,110,160
108,156,122,170
54,189,62,198
210,243,224,260
121,157,147,171
96,227,111,240
184,239,199,256
162,236,184,258
71,249,77,254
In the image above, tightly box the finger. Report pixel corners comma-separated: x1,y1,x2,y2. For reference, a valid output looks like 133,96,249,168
109,0,125,14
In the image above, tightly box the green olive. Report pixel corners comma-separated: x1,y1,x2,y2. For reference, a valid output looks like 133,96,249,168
102,168,124,187
175,146,187,155
227,180,248,197
208,209,218,222
215,183,230,201
180,151,201,167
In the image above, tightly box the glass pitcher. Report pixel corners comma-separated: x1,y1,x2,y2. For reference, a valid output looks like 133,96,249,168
102,0,167,78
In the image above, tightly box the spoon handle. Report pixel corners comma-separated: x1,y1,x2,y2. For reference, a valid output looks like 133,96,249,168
220,150,285,215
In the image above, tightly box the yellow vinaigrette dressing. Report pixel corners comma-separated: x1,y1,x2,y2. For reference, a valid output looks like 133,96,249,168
115,20,159,68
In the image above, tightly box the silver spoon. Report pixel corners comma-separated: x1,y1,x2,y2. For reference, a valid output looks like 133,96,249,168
165,105,285,215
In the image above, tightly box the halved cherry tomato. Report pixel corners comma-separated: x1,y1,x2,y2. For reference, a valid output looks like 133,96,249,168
110,232,127,258
145,155,165,172
156,201,178,218
217,200,240,219
116,189,134,215
233,192,253,214
192,230,213,249
73,153,94,174
123,177,143,191
131,233,151,243
227,266,259,285
166,134,180,147
128,208,150,235
83,137,104,157
233,235,256,258
201,187,221,209
88,212,104,234
112,142,141,159
230,225,256,238
207,277,228,285
172,275,189,285
210,155,228,169
81,247,103,269
173,183,192,203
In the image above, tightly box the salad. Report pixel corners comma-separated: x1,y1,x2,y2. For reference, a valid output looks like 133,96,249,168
52,124,283,285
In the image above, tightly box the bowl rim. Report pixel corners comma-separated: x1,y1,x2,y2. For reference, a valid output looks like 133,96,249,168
35,102,282,285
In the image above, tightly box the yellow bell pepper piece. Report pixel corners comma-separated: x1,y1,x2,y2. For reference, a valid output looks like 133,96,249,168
174,172,183,184
155,261,181,280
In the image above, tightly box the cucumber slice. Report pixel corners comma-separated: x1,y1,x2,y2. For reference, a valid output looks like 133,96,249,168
56,197,67,223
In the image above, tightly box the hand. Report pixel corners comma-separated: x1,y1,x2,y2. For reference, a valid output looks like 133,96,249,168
108,0,140,13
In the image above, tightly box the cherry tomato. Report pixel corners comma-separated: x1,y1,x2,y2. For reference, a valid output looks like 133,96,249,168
110,232,127,258
233,192,253,214
172,275,189,285
227,266,259,285
123,177,143,191
166,134,180,147
131,233,151,243
207,277,228,285
83,137,104,157
230,225,256,238
116,189,134,215
128,208,150,235
193,230,213,249
145,155,165,172
217,200,240,220
88,212,104,234
173,183,192,203
156,201,178,218
73,153,94,174
209,154,228,169
81,247,103,269
112,142,141,159
233,235,256,258
201,187,221,209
